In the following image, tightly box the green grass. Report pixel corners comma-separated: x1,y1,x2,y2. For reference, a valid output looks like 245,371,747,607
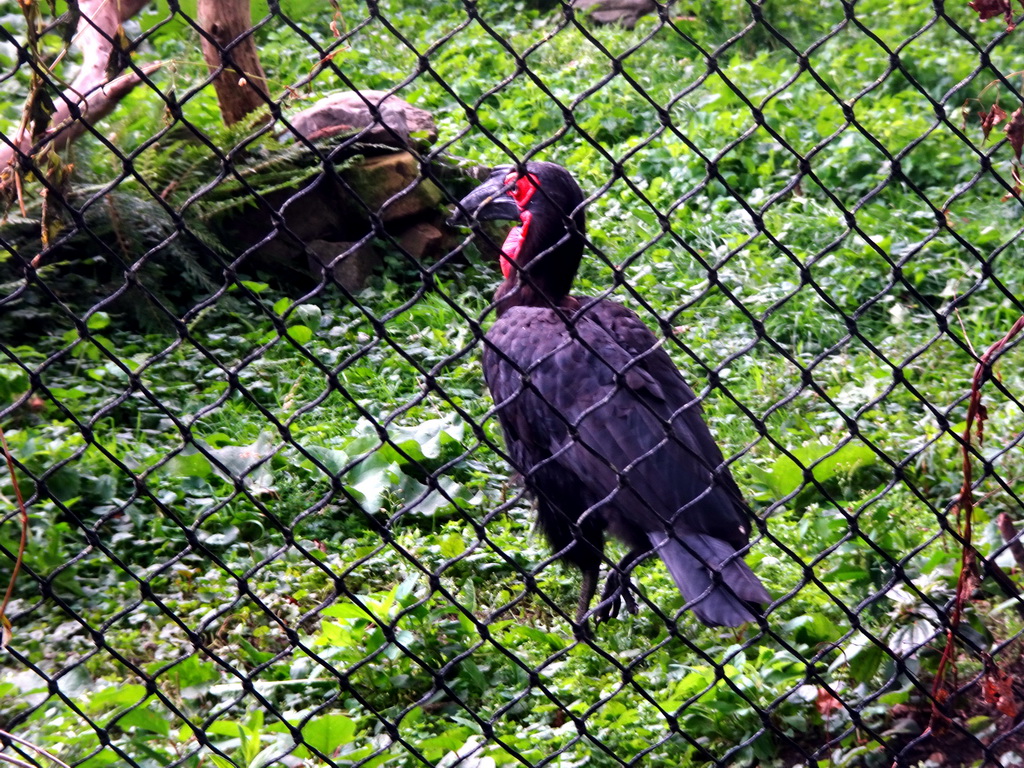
3,0,1024,766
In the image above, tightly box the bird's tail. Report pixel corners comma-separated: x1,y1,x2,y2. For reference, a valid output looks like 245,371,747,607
649,531,771,627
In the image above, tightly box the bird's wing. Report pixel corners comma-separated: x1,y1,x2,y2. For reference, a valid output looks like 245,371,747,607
588,302,750,506
484,302,752,548
483,307,596,477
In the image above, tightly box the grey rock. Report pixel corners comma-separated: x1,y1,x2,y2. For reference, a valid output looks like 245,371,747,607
397,222,445,262
340,151,442,222
306,239,380,292
572,0,659,28
285,90,437,148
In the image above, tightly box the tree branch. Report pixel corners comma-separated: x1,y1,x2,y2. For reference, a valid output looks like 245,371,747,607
1,0,155,184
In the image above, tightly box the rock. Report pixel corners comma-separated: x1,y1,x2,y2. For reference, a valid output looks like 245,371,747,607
222,150,455,283
397,222,445,261
572,0,658,28
226,173,346,272
341,151,442,222
306,239,380,292
284,90,437,148
264,174,347,243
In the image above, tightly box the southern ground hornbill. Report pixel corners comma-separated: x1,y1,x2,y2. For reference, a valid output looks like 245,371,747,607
451,162,771,637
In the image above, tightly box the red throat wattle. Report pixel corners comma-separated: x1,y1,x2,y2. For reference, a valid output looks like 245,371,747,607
500,172,539,279
500,210,532,278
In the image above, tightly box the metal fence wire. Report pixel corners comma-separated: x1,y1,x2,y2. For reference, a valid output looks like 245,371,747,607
3,0,1024,766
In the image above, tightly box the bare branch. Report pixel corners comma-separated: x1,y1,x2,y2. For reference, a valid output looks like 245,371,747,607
1,0,155,183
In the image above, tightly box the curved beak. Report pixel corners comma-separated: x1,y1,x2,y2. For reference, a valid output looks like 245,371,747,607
448,173,521,227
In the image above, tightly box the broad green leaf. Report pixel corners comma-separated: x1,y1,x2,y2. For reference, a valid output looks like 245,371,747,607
86,311,110,331
205,720,246,738
252,740,294,768
440,533,466,559
305,445,349,475
395,575,419,604
164,451,213,479
383,416,465,464
203,432,276,494
781,614,841,645
848,644,885,684
321,603,374,621
346,454,395,513
168,655,220,693
420,730,472,761
301,713,356,756
294,303,322,331
79,749,120,768
767,441,878,497
119,705,171,736
85,684,147,713
286,324,313,344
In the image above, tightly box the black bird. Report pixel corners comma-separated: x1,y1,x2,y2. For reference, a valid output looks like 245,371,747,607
452,162,770,636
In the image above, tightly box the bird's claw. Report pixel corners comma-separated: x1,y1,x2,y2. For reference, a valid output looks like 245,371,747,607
622,588,638,615
574,622,592,642
594,570,637,624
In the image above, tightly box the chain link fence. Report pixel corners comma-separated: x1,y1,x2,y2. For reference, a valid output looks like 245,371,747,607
2,1,1024,766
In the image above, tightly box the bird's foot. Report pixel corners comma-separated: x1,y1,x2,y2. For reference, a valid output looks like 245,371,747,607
594,570,638,623
573,619,594,643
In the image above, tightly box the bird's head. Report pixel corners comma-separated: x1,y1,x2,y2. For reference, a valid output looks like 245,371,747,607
450,161,586,304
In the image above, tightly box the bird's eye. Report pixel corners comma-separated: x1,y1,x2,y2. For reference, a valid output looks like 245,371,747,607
504,172,538,207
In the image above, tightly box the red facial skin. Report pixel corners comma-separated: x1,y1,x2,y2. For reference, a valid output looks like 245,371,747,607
499,172,539,278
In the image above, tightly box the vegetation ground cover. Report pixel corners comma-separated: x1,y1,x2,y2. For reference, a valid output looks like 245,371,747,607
2,1,1024,766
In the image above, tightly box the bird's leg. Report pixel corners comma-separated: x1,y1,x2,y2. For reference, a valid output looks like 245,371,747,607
574,566,600,641
595,547,645,623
